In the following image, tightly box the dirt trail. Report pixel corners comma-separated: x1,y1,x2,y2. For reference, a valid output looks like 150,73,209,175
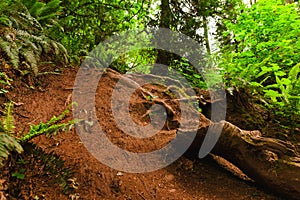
1,67,283,200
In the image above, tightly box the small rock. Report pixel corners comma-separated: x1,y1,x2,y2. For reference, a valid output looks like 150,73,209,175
164,174,175,182
169,189,176,193
117,172,123,176
183,160,194,170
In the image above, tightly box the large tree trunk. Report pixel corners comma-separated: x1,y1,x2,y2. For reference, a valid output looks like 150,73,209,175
187,121,300,199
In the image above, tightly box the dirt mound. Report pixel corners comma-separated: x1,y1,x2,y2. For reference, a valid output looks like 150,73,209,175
0,67,282,199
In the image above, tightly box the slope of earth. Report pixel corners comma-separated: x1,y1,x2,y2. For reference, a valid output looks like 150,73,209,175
0,67,284,200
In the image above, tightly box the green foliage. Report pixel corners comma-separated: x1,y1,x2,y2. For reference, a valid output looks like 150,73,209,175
146,0,243,88
169,57,207,89
19,105,76,143
222,0,300,82
0,133,23,166
262,63,300,108
21,0,62,26
11,168,26,179
110,49,157,74
0,71,12,94
220,0,300,129
0,101,23,166
0,0,68,77
150,0,243,46
52,0,151,63
0,103,75,166
2,102,15,135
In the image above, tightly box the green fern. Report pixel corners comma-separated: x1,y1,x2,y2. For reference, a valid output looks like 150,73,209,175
2,102,15,135
22,0,62,25
0,72,12,94
0,37,20,68
0,103,76,165
19,104,76,143
0,15,11,27
0,0,68,79
0,133,23,166
0,102,22,166
0,0,11,14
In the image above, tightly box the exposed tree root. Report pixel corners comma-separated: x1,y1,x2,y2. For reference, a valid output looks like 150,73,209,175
105,68,300,199
188,121,300,199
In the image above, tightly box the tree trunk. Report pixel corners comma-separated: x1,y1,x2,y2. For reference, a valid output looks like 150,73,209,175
187,121,300,199
203,15,211,54
250,0,257,6
152,0,173,75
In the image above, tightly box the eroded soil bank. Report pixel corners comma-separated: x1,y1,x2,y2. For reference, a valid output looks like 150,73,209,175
0,67,285,199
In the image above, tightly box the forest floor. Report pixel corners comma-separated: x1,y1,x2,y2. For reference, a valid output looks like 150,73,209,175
0,66,287,200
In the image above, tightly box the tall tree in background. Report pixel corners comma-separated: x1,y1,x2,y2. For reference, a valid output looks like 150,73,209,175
152,0,242,81
167,0,242,52
154,0,173,73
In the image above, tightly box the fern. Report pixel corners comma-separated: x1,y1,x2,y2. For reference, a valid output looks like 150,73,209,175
0,0,11,14
0,102,22,166
16,10,43,31
0,133,23,166
21,49,39,75
0,122,5,133
24,0,62,26
2,102,15,135
29,1,45,17
0,72,12,94
0,0,68,79
0,103,76,165
0,37,20,68
0,15,12,27
19,104,76,143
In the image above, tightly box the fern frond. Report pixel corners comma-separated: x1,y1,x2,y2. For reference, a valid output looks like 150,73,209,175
7,16,19,29
0,15,12,27
29,1,45,17
0,37,20,68
0,100,22,165
25,0,61,26
0,0,68,79
0,72,11,94
0,0,11,14
38,0,62,22
19,104,75,143
39,0,61,17
40,39,52,53
55,41,68,55
0,122,5,133
22,49,39,75
17,11,43,31
0,133,23,166
2,102,15,135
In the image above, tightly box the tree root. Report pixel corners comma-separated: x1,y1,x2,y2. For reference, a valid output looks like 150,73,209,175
105,68,300,199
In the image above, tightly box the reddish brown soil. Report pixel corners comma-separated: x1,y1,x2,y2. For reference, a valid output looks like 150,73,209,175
0,67,284,199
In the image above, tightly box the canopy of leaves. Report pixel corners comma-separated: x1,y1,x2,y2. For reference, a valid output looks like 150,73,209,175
51,0,152,62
